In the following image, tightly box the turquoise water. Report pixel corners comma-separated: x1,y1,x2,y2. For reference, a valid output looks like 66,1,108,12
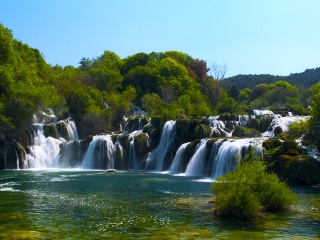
1,170,320,239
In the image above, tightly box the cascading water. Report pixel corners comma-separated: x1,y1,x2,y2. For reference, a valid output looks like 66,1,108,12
209,116,232,137
66,119,79,141
263,115,310,137
81,135,115,169
211,138,263,179
128,130,141,169
24,124,61,168
146,120,176,171
7,108,314,181
169,142,189,174
185,139,208,177
21,112,80,169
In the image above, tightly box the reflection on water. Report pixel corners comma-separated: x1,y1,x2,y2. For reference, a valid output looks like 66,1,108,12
0,170,320,239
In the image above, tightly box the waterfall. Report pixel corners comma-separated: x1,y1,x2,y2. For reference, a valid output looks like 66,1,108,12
56,119,79,141
211,138,263,179
66,119,79,141
58,140,88,168
24,124,61,168
81,135,115,169
146,120,176,171
23,117,80,169
253,110,274,116
129,139,138,169
263,115,309,137
185,139,208,177
113,141,124,169
209,116,232,137
206,139,225,176
169,142,188,174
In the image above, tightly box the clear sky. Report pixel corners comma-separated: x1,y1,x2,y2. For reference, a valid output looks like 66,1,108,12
1,0,319,77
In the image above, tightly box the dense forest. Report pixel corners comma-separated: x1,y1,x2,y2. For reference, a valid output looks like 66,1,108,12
1,23,320,145
223,68,320,90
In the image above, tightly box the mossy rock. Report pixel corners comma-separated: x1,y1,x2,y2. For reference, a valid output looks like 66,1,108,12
112,134,130,150
272,155,320,185
273,126,283,137
86,135,93,143
259,116,273,132
247,116,273,133
200,117,210,126
56,121,71,141
148,127,162,151
43,124,59,139
142,123,153,134
150,116,168,128
219,113,238,121
194,124,211,139
134,133,149,160
206,138,220,151
262,138,282,153
282,140,299,156
176,119,191,139
232,126,261,138
246,118,259,131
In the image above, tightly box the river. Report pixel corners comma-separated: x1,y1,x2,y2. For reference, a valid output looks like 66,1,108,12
1,169,320,239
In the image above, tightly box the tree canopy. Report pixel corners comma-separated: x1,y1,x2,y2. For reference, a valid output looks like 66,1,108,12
0,23,318,140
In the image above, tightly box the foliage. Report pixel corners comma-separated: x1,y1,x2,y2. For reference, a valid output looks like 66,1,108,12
303,91,320,147
0,22,318,140
211,151,297,219
223,68,320,92
281,120,309,141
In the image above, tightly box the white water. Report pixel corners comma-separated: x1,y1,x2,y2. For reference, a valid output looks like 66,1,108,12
129,138,138,169
169,142,188,174
253,109,274,116
146,120,176,171
81,135,115,169
66,119,79,141
263,115,309,137
211,138,263,179
18,112,315,180
185,139,208,177
24,124,61,168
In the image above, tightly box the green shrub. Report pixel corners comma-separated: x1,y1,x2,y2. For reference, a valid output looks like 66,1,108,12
211,151,297,219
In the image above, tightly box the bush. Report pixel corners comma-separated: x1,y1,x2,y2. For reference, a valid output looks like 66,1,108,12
211,151,297,219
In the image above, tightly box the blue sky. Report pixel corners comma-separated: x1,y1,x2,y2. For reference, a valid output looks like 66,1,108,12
1,0,319,77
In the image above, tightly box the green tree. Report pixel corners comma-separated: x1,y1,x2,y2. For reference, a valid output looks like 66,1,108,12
217,97,237,114
89,51,123,92
121,52,150,75
141,93,164,116
123,65,159,102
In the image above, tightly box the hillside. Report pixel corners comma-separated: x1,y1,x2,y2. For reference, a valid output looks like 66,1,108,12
222,68,320,91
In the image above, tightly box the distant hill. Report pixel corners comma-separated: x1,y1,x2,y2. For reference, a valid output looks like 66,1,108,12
222,67,320,91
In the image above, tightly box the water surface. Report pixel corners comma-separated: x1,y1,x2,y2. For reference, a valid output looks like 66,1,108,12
1,170,320,239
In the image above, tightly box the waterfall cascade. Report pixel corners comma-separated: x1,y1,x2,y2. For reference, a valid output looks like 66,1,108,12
24,124,61,168
145,120,176,171
4,110,312,179
185,139,208,177
81,135,115,169
169,142,189,174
